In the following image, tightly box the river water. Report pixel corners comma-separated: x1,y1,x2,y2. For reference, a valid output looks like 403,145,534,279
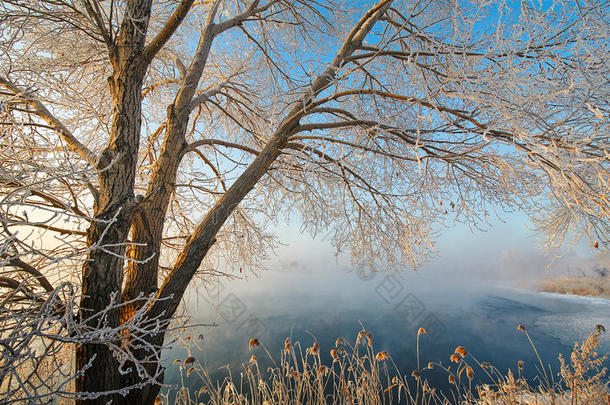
163,240,610,401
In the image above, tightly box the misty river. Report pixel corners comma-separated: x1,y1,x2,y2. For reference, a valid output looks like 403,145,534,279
163,229,610,400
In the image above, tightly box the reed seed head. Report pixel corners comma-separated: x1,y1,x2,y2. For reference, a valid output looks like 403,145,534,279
307,342,319,355
376,351,389,361
250,355,257,363
184,356,195,365
466,366,474,380
418,327,427,336
518,360,524,370
454,346,467,357
411,369,420,379
450,354,461,363
448,374,456,384
427,362,434,369
284,338,291,353
317,365,329,376
517,324,526,332
357,330,366,345
249,338,259,350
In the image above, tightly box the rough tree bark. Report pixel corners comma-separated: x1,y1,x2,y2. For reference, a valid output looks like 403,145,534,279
75,0,152,401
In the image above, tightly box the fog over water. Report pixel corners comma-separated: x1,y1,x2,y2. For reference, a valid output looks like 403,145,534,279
164,214,610,397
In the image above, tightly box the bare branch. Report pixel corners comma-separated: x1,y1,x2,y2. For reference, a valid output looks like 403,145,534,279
141,0,196,66
0,77,97,167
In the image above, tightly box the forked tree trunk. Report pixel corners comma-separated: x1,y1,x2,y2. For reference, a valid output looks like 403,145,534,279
75,0,151,400
74,63,146,402
72,2,392,404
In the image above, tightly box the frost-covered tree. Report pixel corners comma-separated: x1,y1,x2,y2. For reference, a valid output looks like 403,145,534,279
1,0,608,403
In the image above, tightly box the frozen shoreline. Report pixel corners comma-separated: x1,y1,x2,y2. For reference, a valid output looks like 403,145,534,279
536,289,610,305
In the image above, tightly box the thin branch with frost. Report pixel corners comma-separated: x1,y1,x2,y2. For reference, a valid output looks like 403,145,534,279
0,283,192,403
0,78,97,167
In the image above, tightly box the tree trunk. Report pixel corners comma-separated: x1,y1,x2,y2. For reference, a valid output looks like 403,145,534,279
74,62,146,401
72,2,392,403
75,0,151,397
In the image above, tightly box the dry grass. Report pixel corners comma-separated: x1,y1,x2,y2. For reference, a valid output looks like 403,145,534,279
538,276,610,298
475,325,608,405
163,326,609,405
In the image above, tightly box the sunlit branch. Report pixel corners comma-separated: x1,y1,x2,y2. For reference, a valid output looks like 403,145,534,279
184,139,260,157
0,78,97,167
2,256,54,292
1,179,88,218
80,0,113,48
141,0,196,66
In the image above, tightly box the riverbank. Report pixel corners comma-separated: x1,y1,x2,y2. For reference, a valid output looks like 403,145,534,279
538,275,610,299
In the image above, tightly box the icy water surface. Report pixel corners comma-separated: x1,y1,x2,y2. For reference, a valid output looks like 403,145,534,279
163,262,610,400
